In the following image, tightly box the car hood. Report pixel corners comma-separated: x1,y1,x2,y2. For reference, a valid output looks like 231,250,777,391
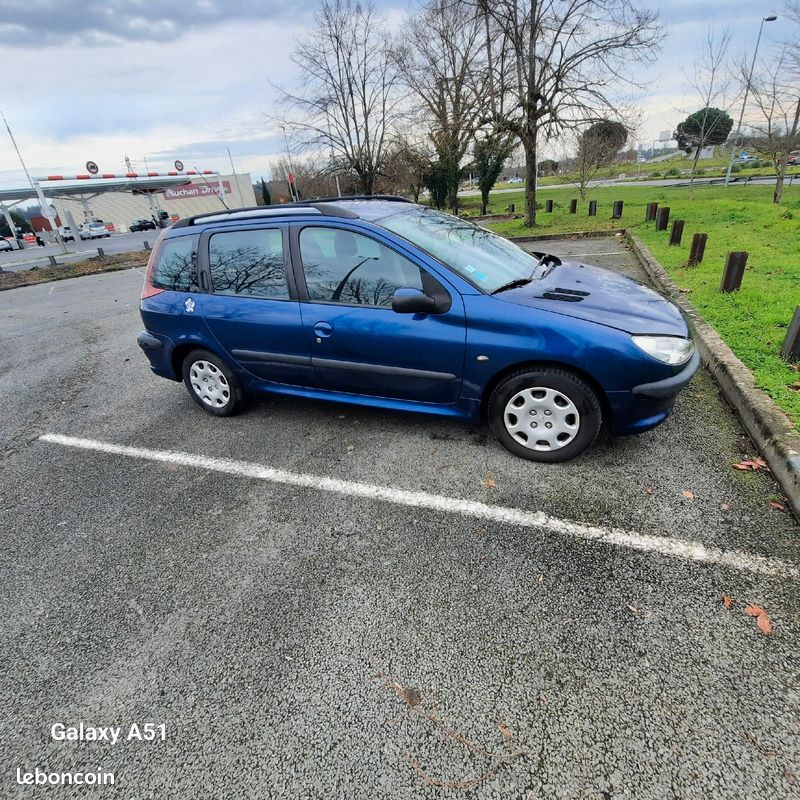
499,258,689,336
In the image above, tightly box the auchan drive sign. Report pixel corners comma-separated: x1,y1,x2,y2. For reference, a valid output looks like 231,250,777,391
163,181,232,200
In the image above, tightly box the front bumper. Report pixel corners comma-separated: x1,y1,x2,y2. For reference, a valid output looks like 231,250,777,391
632,348,701,399
609,348,700,436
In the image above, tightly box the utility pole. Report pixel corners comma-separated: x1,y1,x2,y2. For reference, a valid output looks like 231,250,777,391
725,14,777,186
280,125,299,201
227,146,243,207
1,110,66,252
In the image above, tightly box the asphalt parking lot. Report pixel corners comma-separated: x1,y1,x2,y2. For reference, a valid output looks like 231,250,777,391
1,237,798,799
0,229,159,273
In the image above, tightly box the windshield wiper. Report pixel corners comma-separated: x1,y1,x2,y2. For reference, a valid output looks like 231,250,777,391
490,277,533,295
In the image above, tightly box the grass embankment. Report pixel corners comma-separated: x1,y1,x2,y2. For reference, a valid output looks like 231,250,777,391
0,251,149,291
468,183,800,428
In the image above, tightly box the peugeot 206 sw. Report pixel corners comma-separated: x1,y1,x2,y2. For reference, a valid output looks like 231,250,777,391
137,197,699,462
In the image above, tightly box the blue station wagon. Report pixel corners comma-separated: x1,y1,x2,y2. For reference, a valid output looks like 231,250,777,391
138,197,699,462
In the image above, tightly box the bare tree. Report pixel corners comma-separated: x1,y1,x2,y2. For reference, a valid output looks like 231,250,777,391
272,0,403,195
674,26,735,187
571,119,628,199
475,0,663,226
380,136,431,201
396,0,488,211
743,47,800,204
269,154,343,200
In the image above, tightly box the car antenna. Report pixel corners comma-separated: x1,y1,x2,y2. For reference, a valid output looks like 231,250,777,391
194,166,229,209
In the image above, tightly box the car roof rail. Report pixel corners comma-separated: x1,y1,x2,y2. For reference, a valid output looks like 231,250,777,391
172,195,412,229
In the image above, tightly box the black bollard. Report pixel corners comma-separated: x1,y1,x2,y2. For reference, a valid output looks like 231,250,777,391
645,202,658,222
688,233,708,266
569,199,578,213
655,206,670,231
780,307,800,361
545,199,553,213
669,220,684,246
588,200,597,216
612,200,624,219
720,251,748,292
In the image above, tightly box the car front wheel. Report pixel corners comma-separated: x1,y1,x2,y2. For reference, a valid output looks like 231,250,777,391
182,349,245,417
488,367,602,463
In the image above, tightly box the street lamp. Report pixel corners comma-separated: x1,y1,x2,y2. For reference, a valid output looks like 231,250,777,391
724,14,777,185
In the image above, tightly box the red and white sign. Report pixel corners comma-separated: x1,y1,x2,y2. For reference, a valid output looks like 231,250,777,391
163,181,232,200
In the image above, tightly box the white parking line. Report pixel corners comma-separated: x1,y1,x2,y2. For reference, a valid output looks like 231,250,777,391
40,433,798,580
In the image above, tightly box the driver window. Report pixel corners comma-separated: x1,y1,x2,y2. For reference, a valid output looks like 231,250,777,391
299,227,423,307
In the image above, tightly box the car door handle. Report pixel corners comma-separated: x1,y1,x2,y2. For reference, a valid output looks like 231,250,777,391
314,321,333,338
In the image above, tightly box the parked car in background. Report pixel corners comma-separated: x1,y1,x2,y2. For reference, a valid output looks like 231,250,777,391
79,222,110,240
507,176,524,184
130,218,157,232
788,151,800,166
59,226,75,242
137,197,699,463
0,237,13,252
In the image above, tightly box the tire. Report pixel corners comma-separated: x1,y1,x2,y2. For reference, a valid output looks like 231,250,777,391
181,348,245,417
487,367,602,463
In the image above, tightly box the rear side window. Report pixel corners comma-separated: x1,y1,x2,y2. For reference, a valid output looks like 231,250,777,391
209,229,289,299
152,236,198,292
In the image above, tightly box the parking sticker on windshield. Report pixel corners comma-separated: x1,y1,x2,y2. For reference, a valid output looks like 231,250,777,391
464,264,489,282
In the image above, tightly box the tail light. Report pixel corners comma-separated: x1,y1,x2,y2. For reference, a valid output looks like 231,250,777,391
141,230,167,299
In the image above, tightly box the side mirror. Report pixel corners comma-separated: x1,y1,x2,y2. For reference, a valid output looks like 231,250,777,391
391,287,438,314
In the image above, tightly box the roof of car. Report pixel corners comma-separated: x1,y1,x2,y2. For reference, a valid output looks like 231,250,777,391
171,195,417,229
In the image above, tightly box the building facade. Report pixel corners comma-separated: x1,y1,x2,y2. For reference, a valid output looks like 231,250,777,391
52,172,256,233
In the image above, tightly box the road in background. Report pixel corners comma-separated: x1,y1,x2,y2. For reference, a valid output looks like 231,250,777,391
0,229,160,273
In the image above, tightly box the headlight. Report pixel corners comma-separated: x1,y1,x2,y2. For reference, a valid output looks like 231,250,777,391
632,335,695,365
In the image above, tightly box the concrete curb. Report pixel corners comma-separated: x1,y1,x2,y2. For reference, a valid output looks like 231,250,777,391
625,232,800,516
507,229,626,243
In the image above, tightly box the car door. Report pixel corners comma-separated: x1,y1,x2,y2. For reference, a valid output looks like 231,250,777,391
197,223,318,388
291,223,466,404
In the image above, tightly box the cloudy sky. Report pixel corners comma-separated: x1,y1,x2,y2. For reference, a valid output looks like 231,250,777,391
0,0,788,189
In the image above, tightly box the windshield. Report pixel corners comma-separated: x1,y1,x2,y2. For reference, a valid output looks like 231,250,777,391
380,207,543,293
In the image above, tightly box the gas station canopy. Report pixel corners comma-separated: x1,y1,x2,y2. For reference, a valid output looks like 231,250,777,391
0,171,219,204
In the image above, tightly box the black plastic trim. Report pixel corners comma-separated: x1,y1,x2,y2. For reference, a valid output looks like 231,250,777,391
312,357,455,381
632,348,700,398
137,331,163,351
231,349,311,366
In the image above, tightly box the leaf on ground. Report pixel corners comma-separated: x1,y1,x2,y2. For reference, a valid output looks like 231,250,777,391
788,382,800,393
644,486,655,495
744,604,773,635
498,722,512,739
681,490,696,500
732,457,769,471
722,595,733,609
390,682,422,708
769,500,785,511
483,477,497,489
720,503,732,511
627,605,639,613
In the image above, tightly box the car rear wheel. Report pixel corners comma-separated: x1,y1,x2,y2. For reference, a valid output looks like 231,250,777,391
488,367,602,463
182,349,245,417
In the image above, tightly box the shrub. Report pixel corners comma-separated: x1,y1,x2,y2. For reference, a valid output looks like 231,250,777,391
665,167,680,177
696,168,706,176
731,164,742,173
651,171,662,177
